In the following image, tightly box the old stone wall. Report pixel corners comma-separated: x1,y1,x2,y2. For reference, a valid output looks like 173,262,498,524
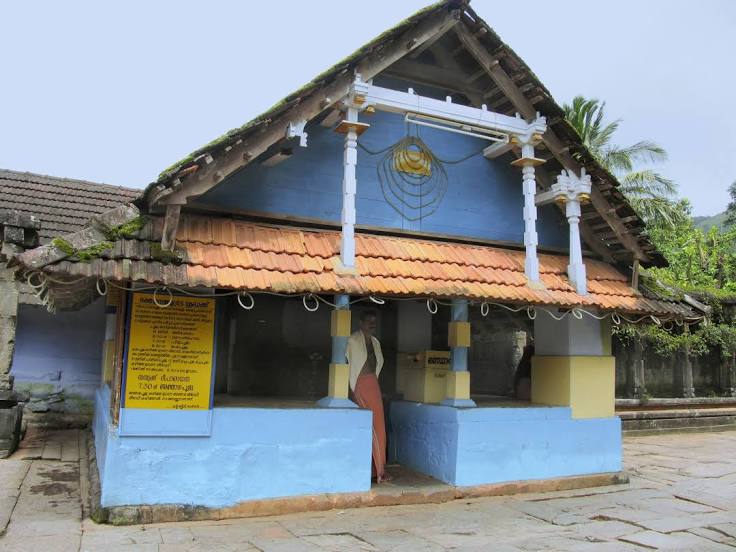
0,264,19,392
614,337,734,398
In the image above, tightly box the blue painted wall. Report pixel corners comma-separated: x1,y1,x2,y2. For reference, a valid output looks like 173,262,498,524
391,401,622,486
93,388,373,507
13,300,106,413
195,91,567,248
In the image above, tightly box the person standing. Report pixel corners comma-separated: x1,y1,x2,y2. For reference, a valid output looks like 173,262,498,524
346,310,391,483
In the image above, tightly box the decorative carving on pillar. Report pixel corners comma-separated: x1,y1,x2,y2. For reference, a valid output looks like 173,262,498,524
536,169,592,295
510,133,545,283
334,74,372,271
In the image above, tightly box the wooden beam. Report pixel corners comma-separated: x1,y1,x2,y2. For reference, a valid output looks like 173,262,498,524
159,9,461,207
161,204,182,250
110,289,128,426
408,21,453,59
454,23,650,264
383,59,486,101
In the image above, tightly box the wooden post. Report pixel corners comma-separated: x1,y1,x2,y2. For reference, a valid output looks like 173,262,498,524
110,289,128,424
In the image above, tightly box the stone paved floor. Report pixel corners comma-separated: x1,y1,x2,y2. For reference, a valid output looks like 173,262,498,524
0,428,735,551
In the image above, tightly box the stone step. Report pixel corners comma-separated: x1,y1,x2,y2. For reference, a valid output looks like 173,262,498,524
622,413,736,433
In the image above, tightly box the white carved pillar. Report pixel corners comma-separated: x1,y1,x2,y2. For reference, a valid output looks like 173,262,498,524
512,139,545,283
341,107,358,269
566,198,586,295
535,169,591,295
335,74,371,271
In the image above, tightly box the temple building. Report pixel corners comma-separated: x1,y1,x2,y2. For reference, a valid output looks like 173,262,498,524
10,0,697,513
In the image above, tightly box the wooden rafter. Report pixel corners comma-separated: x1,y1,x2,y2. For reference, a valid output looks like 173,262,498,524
158,10,461,207
453,23,650,264
383,58,486,102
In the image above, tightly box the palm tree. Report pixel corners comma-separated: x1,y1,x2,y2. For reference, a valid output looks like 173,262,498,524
562,96,683,229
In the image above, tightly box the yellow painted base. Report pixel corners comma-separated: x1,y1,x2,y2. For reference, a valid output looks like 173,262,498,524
531,356,615,419
445,371,471,401
397,351,450,404
328,363,350,399
330,310,351,337
448,321,471,347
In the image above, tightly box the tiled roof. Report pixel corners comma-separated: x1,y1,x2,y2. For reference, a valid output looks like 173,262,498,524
0,169,140,243
44,215,691,316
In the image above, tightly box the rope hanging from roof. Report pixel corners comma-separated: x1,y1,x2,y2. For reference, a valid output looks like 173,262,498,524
23,269,703,326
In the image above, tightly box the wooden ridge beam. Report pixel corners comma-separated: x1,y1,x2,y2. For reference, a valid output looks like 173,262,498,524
454,23,650,264
158,9,461,208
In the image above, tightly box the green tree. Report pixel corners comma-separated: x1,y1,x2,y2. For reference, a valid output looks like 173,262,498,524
563,96,684,229
648,199,736,293
726,180,736,228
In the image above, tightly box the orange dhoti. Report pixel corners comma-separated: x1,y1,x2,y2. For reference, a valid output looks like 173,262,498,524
352,373,386,479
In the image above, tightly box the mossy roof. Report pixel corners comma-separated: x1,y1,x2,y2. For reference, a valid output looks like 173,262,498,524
152,1,453,188
145,0,666,267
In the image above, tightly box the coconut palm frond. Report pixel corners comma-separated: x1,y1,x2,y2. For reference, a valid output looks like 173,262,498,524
563,95,678,230
621,170,678,199
627,196,688,229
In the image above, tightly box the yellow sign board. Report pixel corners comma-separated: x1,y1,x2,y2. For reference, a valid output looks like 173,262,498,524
124,292,216,410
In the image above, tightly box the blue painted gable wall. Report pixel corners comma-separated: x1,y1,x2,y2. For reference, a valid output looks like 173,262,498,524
196,92,567,248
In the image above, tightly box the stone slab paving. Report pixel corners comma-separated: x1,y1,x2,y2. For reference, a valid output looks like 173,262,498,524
0,428,734,551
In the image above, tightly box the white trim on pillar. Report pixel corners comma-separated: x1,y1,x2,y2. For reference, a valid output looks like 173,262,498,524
340,76,548,285
340,107,358,269
536,169,592,295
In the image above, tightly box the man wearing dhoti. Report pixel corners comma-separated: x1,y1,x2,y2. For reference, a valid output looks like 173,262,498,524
346,310,391,483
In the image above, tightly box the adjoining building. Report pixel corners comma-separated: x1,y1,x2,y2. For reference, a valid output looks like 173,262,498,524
11,0,697,511
0,170,138,424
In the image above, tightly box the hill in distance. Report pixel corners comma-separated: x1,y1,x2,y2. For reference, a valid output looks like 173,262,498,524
693,212,728,232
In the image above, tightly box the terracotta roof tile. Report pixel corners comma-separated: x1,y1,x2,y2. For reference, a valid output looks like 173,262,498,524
35,214,693,316
0,169,139,244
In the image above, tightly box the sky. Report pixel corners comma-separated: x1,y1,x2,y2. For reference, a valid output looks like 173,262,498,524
1,1,734,216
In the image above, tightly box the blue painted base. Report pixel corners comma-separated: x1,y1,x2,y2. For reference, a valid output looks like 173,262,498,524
316,397,358,408
93,389,372,507
440,398,476,408
390,401,622,487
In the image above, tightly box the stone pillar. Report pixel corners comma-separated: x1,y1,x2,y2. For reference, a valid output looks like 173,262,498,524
0,212,39,458
721,353,736,397
317,294,357,408
676,346,696,398
0,264,18,393
442,299,475,407
625,338,647,399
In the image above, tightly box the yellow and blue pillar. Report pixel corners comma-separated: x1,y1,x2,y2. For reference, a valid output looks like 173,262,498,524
317,294,357,408
531,312,615,418
442,299,476,407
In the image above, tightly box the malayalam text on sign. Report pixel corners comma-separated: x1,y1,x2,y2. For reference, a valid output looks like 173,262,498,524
124,293,215,410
